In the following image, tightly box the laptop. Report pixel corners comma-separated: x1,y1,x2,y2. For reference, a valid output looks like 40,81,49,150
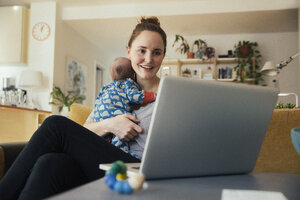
100,76,278,180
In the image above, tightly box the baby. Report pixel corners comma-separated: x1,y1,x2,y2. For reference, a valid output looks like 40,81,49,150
92,57,155,159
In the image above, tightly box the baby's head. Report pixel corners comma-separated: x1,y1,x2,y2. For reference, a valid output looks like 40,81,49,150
110,57,135,81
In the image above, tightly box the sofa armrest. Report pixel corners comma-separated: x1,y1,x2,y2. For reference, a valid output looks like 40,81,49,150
0,142,27,179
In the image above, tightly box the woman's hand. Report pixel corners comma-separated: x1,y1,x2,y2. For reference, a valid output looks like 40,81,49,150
83,114,143,142
105,114,143,141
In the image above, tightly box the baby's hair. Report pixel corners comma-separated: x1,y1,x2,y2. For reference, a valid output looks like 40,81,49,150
110,57,134,80
128,16,167,54
115,65,123,76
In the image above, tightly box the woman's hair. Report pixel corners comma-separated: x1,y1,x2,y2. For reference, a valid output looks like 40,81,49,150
128,16,167,53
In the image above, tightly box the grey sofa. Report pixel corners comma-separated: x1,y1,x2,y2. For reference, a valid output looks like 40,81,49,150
0,142,27,179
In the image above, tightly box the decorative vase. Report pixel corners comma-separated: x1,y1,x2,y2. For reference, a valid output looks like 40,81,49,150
187,52,195,59
195,50,203,59
60,106,70,117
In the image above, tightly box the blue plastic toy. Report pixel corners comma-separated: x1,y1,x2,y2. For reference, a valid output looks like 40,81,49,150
291,128,300,155
104,160,145,194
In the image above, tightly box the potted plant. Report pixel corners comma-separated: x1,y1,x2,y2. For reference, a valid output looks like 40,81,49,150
275,102,296,109
182,68,192,77
194,39,207,59
49,86,86,116
233,40,262,84
172,35,207,59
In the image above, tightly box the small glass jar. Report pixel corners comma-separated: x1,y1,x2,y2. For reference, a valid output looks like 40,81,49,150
17,89,26,107
0,90,4,105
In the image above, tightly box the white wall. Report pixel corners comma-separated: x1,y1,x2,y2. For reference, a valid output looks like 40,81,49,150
54,4,107,107
63,0,300,20
28,2,57,111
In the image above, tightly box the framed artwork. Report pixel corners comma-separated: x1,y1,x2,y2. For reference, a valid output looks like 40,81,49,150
191,68,202,79
161,66,171,77
94,61,103,100
203,72,213,80
65,56,87,100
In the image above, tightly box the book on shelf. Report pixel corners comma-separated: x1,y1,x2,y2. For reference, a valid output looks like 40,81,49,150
218,67,237,80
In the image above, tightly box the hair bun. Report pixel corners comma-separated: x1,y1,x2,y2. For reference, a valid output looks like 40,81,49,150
140,16,160,26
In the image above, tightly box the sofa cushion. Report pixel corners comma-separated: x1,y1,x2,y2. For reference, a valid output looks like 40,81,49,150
69,103,93,125
0,142,27,180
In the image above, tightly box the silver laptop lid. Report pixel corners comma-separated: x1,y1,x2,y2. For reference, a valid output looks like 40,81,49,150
141,76,278,179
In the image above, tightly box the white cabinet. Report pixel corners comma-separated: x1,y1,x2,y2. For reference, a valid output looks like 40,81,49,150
0,6,29,64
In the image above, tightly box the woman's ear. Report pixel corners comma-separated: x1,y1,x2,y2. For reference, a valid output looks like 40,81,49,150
126,46,131,58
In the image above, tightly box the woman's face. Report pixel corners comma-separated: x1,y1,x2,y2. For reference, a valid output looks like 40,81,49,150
127,30,165,81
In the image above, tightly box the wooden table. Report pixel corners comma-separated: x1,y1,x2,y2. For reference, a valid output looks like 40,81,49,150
0,105,51,142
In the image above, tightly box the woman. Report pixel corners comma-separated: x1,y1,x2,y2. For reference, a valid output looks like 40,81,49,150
0,16,166,200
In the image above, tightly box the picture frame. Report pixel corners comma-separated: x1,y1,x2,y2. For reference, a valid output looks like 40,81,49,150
203,72,213,80
65,56,87,99
191,68,202,79
161,66,171,77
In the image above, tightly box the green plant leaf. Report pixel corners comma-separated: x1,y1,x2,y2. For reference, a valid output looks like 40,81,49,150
233,40,263,85
275,101,295,109
49,85,86,111
173,34,206,54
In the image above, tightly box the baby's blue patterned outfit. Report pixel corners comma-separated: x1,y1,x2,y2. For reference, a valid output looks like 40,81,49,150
91,78,154,160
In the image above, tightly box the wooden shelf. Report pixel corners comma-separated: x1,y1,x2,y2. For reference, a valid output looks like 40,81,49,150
163,58,214,65
163,58,237,65
162,58,216,77
161,57,255,82
217,78,255,82
217,78,235,82
217,57,237,64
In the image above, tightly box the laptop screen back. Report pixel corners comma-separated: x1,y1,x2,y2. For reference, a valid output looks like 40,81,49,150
140,77,278,179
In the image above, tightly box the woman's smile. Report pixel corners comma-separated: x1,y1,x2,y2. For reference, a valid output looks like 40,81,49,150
139,64,154,70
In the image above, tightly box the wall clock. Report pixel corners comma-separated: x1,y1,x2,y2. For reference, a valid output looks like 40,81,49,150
32,22,51,41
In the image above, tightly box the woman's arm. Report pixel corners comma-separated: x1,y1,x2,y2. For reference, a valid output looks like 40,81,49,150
83,114,143,142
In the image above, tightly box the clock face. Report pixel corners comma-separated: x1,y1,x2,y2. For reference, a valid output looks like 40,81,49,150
32,22,51,41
